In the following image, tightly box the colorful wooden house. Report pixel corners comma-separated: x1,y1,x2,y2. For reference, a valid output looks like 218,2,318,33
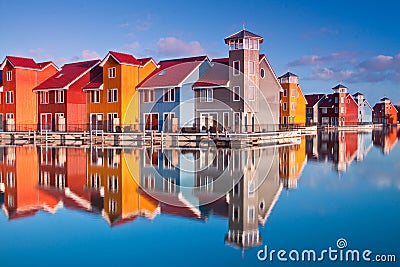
137,56,210,132
372,97,398,124
279,136,307,189
353,92,373,124
33,60,100,131
278,72,307,126
372,127,398,154
193,30,282,133
85,51,157,132
305,94,325,125
0,56,59,131
318,84,358,126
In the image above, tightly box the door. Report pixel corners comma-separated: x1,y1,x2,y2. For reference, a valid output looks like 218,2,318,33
40,113,52,131
91,113,103,132
163,113,175,132
107,113,118,132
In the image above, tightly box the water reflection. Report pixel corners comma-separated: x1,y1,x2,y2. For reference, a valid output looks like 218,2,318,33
0,127,399,251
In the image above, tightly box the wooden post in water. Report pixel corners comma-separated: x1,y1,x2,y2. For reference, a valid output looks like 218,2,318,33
161,131,164,149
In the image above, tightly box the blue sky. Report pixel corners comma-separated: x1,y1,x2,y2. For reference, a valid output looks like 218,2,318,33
0,0,399,104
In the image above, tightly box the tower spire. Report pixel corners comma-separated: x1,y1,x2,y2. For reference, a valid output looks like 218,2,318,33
242,22,246,30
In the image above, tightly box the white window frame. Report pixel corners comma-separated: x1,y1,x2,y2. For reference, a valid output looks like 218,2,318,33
6,113,14,120
200,88,213,102
6,91,14,104
6,71,12,81
233,86,240,101
291,102,296,111
248,86,255,101
283,102,287,111
108,175,118,192
40,91,49,104
248,206,255,223
163,88,175,102
90,90,100,103
223,112,229,130
248,61,255,75
143,89,155,103
144,112,159,131
283,89,287,97
260,68,265,79
108,67,116,78
322,107,328,114
109,199,117,214
55,90,64,103
107,88,118,103
233,61,240,76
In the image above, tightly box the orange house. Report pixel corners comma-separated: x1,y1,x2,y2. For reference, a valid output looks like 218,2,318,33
0,56,59,131
0,146,61,220
86,147,159,226
372,97,398,124
84,51,157,132
278,72,307,126
279,136,307,189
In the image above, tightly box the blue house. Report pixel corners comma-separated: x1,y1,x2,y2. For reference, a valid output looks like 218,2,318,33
137,56,211,132
353,92,373,124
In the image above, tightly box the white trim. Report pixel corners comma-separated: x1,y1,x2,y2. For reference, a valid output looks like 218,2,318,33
99,52,141,67
259,55,283,92
39,62,61,72
82,84,104,91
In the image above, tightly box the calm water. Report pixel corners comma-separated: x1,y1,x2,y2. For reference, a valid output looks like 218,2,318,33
0,128,399,267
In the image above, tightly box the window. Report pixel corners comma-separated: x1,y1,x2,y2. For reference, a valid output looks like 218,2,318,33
55,174,66,189
248,86,255,101
335,97,338,103
260,68,265,78
108,176,118,192
233,180,240,197
143,175,155,190
6,71,12,81
233,205,239,222
8,195,14,208
233,86,240,101
223,112,229,130
291,102,296,110
291,89,296,97
347,99,350,104
248,206,255,223
108,67,116,78
322,107,327,114
283,89,287,97
90,90,100,103
143,89,154,103
55,90,64,103
163,88,175,102
6,113,14,120
283,102,287,111
163,178,176,193
233,61,240,75
248,61,255,75
144,113,158,131
341,107,345,113
6,172,15,187
341,97,344,103
40,91,49,104
109,199,117,214
6,91,13,104
200,88,213,102
107,88,118,102
335,107,338,113
307,107,313,114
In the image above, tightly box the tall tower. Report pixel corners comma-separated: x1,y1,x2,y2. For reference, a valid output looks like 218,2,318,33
332,84,348,126
224,30,263,132
278,72,299,125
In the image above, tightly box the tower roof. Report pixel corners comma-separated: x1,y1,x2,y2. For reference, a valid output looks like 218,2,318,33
224,29,263,44
353,92,364,97
332,84,348,90
278,72,298,79
380,97,390,101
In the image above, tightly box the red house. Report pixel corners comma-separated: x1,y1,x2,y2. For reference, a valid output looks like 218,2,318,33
372,97,398,125
0,56,59,131
318,84,358,126
33,60,100,131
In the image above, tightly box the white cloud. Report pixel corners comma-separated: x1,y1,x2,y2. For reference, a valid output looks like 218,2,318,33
157,37,205,57
71,50,100,61
126,41,140,50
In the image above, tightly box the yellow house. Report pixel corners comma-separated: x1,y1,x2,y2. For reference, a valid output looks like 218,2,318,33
279,136,307,189
278,72,307,126
84,51,157,132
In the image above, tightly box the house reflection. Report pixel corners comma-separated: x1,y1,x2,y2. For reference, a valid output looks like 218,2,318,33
0,146,61,220
306,132,359,172
279,136,307,189
372,127,398,155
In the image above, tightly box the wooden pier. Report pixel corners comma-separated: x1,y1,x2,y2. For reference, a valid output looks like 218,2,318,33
0,129,303,148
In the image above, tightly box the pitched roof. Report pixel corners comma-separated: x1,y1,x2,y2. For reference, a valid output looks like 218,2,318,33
380,97,390,101
33,59,100,91
305,94,326,107
37,61,59,71
332,84,348,90
319,94,336,108
1,56,40,70
224,29,263,44
99,51,141,67
137,55,208,89
278,71,299,79
137,57,157,66
82,65,103,90
193,60,229,88
353,92,364,97
211,57,229,65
